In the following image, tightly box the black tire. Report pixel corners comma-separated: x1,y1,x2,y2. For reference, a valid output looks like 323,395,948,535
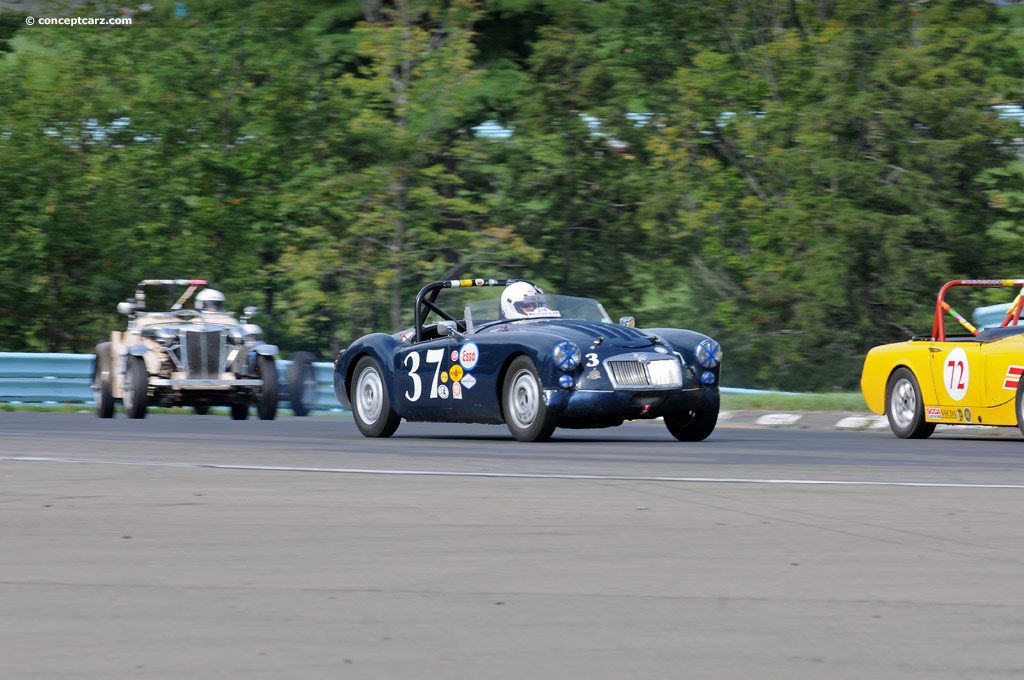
350,355,401,438
122,355,148,419
256,355,278,421
665,394,719,441
93,348,114,419
230,402,249,420
501,356,556,442
885,367,935,439
1014,380,1024,438
287,352,316,417
193,404,210,415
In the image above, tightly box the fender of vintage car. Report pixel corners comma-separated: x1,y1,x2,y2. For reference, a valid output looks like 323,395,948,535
860,341,935,415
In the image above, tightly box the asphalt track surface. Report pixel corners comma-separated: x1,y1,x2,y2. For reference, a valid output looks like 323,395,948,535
4,412,1024,679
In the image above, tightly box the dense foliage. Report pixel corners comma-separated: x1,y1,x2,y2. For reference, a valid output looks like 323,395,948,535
1,0,1021,390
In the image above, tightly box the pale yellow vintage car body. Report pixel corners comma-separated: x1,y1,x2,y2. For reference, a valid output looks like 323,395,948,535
106,310,246,400
862,334,1024,427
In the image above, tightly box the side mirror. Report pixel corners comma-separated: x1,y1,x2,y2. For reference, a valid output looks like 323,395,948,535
619,316,635,328
437,320,465,340
117,300,137,316
242,306,257,322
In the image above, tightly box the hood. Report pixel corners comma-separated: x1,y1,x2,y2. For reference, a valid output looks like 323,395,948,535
511,319,656,349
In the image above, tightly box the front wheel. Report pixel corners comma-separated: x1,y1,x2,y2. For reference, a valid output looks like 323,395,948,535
502,357,556,442
93,350,114,418
256,355,278,421
350,356,401,438
665,396,719,441
885,367,935,439
122,355,149,419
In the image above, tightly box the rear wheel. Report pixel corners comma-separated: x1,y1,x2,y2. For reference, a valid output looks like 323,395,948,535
122,355,148,419
350,356,401,438
665,396,719,441
230,402,249,420
502,357,556,442
885,367,935,439
287,352,316,416
256,355,278,421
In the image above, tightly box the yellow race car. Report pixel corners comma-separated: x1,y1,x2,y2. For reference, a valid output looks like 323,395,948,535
861,279,1024,438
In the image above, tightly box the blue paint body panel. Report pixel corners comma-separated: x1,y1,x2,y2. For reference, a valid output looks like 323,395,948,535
334,316,720,429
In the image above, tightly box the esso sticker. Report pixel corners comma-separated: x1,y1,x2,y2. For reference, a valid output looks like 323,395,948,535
943,347,970,401
459,342,479,371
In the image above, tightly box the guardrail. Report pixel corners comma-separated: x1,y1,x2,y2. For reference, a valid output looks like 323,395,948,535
0,352,344,413
0,352,788,411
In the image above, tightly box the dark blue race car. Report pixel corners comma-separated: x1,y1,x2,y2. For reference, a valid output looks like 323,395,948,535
333,278,722,442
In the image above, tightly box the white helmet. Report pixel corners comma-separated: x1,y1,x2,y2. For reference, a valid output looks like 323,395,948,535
500,281,558,320
195,288,225,312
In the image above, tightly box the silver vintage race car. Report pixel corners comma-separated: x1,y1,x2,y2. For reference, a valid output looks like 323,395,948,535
93,279,311,419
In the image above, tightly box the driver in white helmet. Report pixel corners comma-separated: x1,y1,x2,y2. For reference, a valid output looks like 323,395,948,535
195,288,226,313
500,281,560,320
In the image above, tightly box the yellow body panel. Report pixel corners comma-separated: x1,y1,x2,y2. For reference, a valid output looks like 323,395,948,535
861,335,1024,427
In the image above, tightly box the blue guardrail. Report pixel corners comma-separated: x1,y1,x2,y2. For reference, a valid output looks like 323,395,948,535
0,352,344,413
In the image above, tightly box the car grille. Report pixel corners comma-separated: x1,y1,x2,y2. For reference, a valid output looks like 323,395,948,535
180,329,225,379
606,358,682,389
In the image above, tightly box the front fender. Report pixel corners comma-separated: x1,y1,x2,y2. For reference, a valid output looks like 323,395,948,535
253,344,279,356
334,333,402,410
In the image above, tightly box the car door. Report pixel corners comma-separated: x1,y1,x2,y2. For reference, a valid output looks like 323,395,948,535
928,341,984,421
395,339,455,419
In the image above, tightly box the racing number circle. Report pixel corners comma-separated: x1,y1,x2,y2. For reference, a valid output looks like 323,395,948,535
942,347,970,402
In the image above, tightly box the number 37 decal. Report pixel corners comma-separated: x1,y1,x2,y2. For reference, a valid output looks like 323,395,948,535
403,349,445,402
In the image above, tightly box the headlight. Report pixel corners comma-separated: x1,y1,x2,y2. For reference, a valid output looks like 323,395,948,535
695,338,722,368
552,341,582,371
154,327,178,344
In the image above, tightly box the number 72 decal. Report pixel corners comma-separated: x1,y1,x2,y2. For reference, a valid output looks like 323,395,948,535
403,348,446,401
942,347,970,402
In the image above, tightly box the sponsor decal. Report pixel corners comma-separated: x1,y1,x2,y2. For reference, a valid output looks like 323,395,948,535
654,346,668,354
459,342,479,371
956,409,964,422
459,279,473,287
964,407,972,424
1004,365,1024,390
438,384,450,399
450,364,464,382
474,279,484,287
453,381,462,399
942,347,970,401
640,404,651,415
440,371,448,384
587,368,602,381
925,406,942,420
451,350,459,362
942,408,957,419
461,373,477,390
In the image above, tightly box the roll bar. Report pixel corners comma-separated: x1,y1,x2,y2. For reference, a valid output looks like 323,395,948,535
932,279,1024,341
413,278,529,342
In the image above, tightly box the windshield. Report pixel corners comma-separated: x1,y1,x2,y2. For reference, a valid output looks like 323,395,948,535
430,291,613,328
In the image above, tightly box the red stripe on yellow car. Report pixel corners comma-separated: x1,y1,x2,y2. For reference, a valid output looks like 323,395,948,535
1003,365,1024,390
